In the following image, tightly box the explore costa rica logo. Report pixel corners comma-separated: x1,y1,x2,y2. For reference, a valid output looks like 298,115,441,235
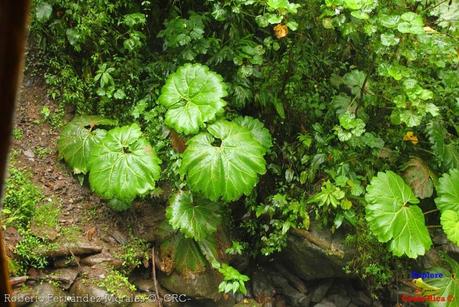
399,271,456,304
401,290,455,303
411,271,444,279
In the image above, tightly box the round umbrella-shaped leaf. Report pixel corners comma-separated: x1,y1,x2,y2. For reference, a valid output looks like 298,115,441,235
180,120,267,202
441,210,459,246
435,169,459,212
365,171,432,258
57,116,117,174
88,124,161,209
233,116,272,152
158,63,227,135
166,191,221,241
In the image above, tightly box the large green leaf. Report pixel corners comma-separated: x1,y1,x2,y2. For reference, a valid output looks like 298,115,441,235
88,124,161,209
427,121,459,170
166,191,221,241
158,63,227,135
365,171,432,258
425,256,459,307
435,169,459,212
180,120,267,202
402,157,434,199
233,116,272,152
440,210,459,246
57,116,117,174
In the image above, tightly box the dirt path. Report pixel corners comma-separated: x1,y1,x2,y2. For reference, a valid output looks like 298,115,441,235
12,77,112,241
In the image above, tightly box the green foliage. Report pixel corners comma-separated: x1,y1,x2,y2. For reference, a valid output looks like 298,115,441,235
158,63,227,135
14,232,50,270
34,146,51,159
308,180,354,231
35,2,52,22
217,263,250,295
365,171,432,258
225,241,246,256
166,191,221,241
12,128,23,140
31,0,459,296
59,118,161,210
32,200,60,229
1,167,44,229
427,121,459,171
435,169,459,212
440,210,459,246
58,116,117,174
243,193,309,255
118,238,150,272
233,116,273,151
335,112,366,142
98,270,136,299
435,169,459,246
343,220,404,298
89,124,161,209
180,120,267,202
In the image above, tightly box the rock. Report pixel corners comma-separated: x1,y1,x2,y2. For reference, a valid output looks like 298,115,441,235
11,286,37,306
23,149,35,159
42,241,102,257
10,276,28,287
30,222,59,241
432,230,459,258
131,202,166,241
47,268,79,290
273,263,307,294
351,291,371,306
80,253,122,268
234,298,264,306
69,279,120,307
110,230,128,244
133,278,156,292
29,283,67,307
278,222,355,280
158,269,222,301
54,256,80,268
270,274,310,307
326,294,351,307
314,300,336,307
311,280,333,303
252,269,275,304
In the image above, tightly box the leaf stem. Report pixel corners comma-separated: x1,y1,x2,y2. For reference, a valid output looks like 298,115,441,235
424,209,439,215
427,225,442,228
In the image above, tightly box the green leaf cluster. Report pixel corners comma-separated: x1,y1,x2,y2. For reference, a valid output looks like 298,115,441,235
58,116,161,210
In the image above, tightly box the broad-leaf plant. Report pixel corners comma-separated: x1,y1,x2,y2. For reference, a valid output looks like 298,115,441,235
58,64,269,294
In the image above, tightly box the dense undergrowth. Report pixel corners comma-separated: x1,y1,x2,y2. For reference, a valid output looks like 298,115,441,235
11,0,459,301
